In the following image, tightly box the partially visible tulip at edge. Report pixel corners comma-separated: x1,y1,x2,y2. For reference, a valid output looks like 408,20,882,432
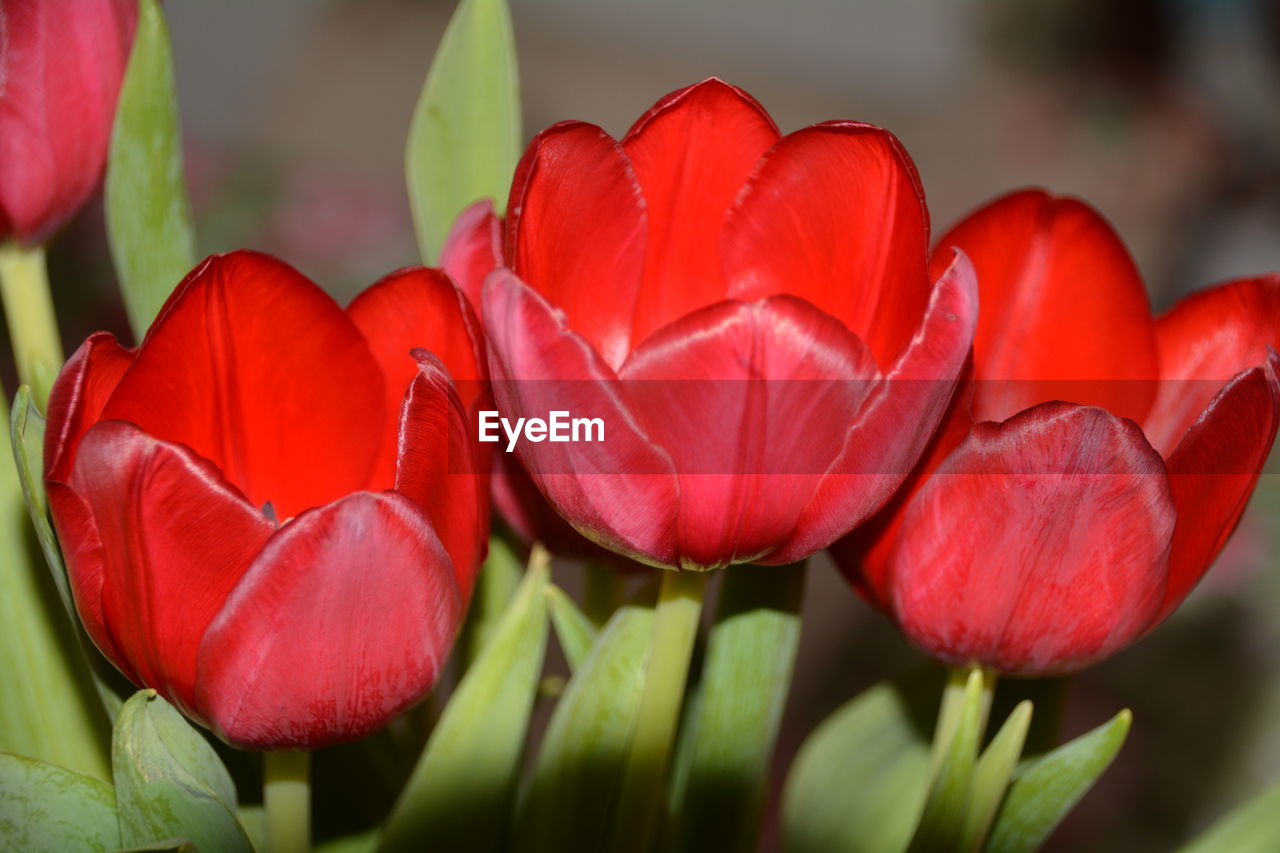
481,78,978,571
44,250,489,749
834,189,1280,676
0,0,137,243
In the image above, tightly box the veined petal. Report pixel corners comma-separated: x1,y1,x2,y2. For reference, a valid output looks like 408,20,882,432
770,251,978,564
66,421,273,719
619,295,878,569
892,403,1175,676
394,352,489,599
930,189,1158,423
723,120,931,367
1157,352,1280,622
439,198,504,314
100,251,386,520
348,266,486,489
45,331,133,484
621,78,780,343
483,269,679,565
505,122,646,369
1145,275,1280,456
196,492,461,750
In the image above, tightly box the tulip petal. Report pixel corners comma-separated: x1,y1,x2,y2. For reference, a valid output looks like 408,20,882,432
0,0,137,242
771,251,978,564
65,421,273,718
483,269,679,565
723,121,931,367
395,352,489,599
930,189,1159,424
348,266,486,488
439,198,504,314
100,251,386,520
892,403,1175,676
621,79,780,344
1157,352,1280,621
619,296,878,569
1145,274,1280,456
45,332,133,484
196,491,461,750
505,122,646,369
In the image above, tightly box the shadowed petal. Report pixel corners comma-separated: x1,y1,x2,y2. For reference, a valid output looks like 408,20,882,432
196,491,461,750
892,403,1175,676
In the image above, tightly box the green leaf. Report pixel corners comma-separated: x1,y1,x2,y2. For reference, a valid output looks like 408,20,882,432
378,550,549,853
985,709,1131,853
908,669,989,853
1178,779,1280,853
782,667,942,853
318,828,378,853
458,536,525,669
106,0,196,341
111,691,250,852
545,583,598,672
516,601,657,852
667,563,804,852
961,701,1031,852
114,841,196,852
0,752,119,852
0,393,111,780
406,0,521,262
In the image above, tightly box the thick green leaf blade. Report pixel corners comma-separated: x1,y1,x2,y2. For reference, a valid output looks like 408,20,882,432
458,536,525,669
985,709,1131,853
782,667,942,853
961,701,1032,852
112,691,250,852
0,752,119,852
378,552,549,853
106,0,196,341
908,669,987,853
667,563,804,852
0,393,111,780
406,0,521,262
1177,780,1280,853
545,583,598,672
516,601,657,853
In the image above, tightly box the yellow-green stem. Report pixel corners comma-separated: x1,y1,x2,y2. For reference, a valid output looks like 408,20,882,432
611,569,708,852
264,751,311,853
0,243,63,407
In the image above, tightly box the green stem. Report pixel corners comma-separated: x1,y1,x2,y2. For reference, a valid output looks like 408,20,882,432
0,243,64,408
264,751,311,853
611,569,708,852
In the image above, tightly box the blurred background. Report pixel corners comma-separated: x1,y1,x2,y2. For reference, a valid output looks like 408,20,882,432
32,0,1280,849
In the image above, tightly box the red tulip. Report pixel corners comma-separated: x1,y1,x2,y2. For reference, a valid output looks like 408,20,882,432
482,79,977,570
834,190,1280,675
45,250,488,749
0,0,137,243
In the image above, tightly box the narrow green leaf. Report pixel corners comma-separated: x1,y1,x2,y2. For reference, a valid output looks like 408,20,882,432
112,691,250,852
667,563,804,852
961,701,1032,852
909,669,988,853
985,709,1132,853
106,0,196,341
114,841,196,852
0,393,111,780
458,536,525,669
1178,779,1280,853
319,829,379,853
406,0,521,262
545,583,598,672
11,386,127,721
781,667,942,853
516,601,656,853
0,752,119,852
379,550,549,853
